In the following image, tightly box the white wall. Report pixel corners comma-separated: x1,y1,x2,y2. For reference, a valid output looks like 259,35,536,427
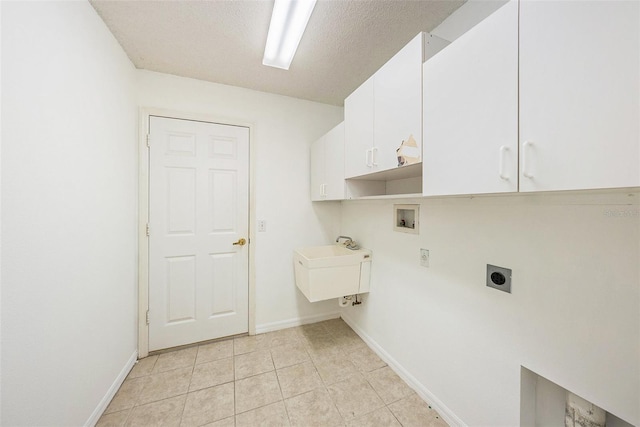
338,4,639,425
1,2,138,425
136,71,344,331
0,1,4,423
340,192,639,426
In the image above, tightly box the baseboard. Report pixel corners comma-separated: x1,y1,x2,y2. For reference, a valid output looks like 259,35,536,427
341,313,466,427
85,350,137,427
255,311,340,334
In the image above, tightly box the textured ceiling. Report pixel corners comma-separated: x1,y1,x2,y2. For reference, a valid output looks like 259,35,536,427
90,0,465,106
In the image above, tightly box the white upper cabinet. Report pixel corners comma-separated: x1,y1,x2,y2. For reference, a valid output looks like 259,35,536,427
345,76,374,178
339,0,638,200
311,122,345,201
310,133,325,201
422,0,638,196
423,0,518,196
519,0,639,192
324,122,346,200
344,33,448,181
373,33,424,173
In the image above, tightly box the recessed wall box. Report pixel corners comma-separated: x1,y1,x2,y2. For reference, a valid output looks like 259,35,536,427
394,204,419,234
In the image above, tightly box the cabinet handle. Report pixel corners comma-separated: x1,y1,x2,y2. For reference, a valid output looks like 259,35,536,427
522,141,534,178
499,145,509,180
366,149,373,167
372,147,379,166
322,184,327,197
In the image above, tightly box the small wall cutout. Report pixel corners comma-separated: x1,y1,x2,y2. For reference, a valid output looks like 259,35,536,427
394,204,419,234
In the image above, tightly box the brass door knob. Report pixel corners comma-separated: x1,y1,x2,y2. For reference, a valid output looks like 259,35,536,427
233,238,247,246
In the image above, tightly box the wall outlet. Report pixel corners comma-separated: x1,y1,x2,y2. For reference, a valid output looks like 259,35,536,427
420,249,429,267
486,264,512,293
257,220,266,232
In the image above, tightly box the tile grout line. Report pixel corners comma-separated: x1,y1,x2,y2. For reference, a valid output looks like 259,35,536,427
132,354,159,409
307,339,348,425
177,391,189,426
127,359,155,413
232,379,237,425
271,355,291,426
231,354,236,423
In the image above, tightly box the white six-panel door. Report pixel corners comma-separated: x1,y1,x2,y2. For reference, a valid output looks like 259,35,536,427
148,116,249,351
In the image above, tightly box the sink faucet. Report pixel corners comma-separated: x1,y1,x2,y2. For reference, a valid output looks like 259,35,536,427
336,236,359,250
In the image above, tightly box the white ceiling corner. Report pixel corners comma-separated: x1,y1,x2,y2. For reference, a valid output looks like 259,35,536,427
90,0,466,106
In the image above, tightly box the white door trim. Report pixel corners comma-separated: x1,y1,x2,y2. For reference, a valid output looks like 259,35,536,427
137,107,256,358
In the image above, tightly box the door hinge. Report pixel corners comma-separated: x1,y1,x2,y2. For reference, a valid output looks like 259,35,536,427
146,223,150,237
146,310,150,325
146,134,150,148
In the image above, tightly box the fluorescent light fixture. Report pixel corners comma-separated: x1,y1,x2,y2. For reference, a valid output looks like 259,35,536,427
263,0,317,70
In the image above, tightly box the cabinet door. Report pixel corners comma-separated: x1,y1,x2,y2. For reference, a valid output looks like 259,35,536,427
310,135,325,201
423,1,518,196
519,0,640,192
345,76,374,178
324,122,346,200
374,33,424,172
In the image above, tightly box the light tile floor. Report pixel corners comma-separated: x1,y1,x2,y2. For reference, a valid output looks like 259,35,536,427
97,318,448,427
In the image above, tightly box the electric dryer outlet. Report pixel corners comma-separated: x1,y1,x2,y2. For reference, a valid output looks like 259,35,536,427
486,264,512,293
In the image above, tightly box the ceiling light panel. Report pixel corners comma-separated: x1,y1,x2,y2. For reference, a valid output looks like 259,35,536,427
263,0,317,70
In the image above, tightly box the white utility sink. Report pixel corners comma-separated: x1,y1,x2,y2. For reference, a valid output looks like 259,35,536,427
293,245,372,302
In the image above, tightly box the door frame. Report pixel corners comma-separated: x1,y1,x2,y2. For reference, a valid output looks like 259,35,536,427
137,107,256,358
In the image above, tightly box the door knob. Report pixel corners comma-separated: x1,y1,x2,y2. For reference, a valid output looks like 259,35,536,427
233,238,247,246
